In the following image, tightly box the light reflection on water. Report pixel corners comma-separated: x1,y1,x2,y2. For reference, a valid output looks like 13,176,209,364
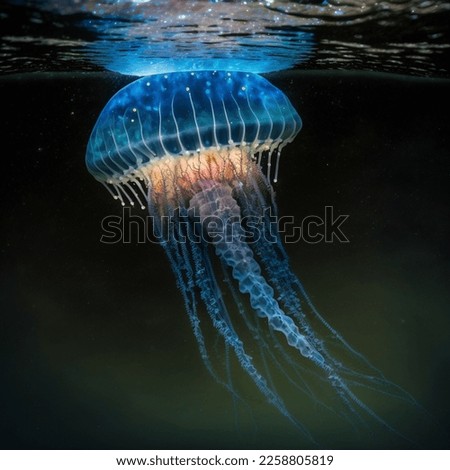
1,0,450,77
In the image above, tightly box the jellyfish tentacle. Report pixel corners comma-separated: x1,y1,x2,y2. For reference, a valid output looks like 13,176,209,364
260,214,419,404
150,200,229,395
189,181,325,369
234,177,424,434
155,201,305,434
220,258,333,410
189,180,416,440
237,178,384,365
186,211,301,429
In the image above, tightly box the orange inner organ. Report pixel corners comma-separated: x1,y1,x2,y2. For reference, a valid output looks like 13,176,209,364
142,147,254,205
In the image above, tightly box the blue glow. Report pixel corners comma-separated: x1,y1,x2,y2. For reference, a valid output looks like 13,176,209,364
77,2,315,76
86,70,301,182
82,31,315,76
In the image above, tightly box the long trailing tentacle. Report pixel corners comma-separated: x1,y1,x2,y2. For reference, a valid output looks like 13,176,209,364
189,179,415,443
235,174,419,406
150,194,315,442
190,182,326,367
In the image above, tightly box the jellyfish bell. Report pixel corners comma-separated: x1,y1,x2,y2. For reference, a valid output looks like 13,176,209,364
86,70,301,209
86,70,421,445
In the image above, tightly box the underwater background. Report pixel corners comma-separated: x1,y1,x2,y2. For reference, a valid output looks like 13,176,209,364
1,0,450,450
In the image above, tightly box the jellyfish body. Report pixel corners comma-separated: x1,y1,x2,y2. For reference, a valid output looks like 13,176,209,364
86,71,415,443
86,71,300,189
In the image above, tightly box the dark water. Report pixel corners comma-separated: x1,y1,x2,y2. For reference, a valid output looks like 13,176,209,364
1,0,450,452
1,70,449,449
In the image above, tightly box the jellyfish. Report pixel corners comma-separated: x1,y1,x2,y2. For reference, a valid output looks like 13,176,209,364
86,70,416,444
